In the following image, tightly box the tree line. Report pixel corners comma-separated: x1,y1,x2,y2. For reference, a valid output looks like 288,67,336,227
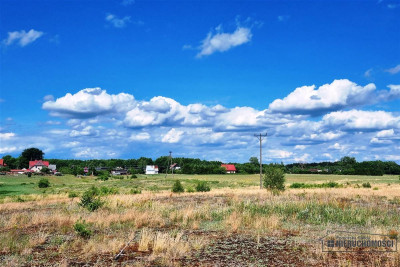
1,148,399,176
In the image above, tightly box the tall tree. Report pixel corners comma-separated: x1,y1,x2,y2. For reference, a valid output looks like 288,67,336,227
20,148,44,168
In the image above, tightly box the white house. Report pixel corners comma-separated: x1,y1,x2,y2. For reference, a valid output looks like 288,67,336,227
145,165,159,175
29,160,50,173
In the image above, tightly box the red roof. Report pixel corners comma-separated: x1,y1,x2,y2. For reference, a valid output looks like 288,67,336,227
0,159,4,166
29,160,49,168
221,164,236,171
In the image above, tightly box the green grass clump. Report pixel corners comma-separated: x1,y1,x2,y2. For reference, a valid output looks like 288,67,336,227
195,181,210,192
38,178,50,188
186,186,195,193
362,182,371,188
130,188,141,194
172,180,184,193
99,186,118,195
73,220,92,239
68,191,79,198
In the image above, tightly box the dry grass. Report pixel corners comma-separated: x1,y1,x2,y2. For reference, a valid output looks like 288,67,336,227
0,183,399,266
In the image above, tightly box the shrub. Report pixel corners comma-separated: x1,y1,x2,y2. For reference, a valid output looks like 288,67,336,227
263,167,285,191
130,174,138,179
68,191,79,198
373,187,379,190
79,186,104,211
186,186,195,193
362,182,371,188
38,178,50,188
27,172,32,177
74,220,92,239
195,181,210,192
172,180,184,193
130,188,142,194
96,174,109,181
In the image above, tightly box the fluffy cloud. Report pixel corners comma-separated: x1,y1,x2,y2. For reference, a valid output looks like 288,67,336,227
162,128,184,143
268,149,293,158
2,29,43,47
129,132,150,141
0,146,17,154
43,88,135,118
269,79,377,115
0,132,15,140
197,25,252,58
323,110,400,131
70,126,99,137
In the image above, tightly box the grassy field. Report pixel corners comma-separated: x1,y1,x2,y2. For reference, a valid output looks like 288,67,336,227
1,173,399,266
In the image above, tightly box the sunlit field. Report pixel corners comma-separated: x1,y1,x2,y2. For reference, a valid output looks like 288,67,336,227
1,174,399,266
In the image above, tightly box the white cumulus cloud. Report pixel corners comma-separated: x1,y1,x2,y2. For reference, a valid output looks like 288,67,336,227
269,79,377,115
43,88,135,118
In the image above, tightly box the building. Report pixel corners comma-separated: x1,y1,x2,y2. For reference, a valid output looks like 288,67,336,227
29,160,50,173
48,164,57,172
145,165,159,175
111,167,128,175
221,164,236,174
0,159,5,167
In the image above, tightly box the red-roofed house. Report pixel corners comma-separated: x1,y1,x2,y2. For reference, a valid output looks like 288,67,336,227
29,160,50,173
221,164,236,174
0,159,5,167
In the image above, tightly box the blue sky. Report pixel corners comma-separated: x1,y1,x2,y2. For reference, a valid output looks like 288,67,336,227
1,0,399,163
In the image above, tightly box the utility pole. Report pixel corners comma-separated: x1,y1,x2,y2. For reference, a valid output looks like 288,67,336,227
254,133,267,189
165,151,172,178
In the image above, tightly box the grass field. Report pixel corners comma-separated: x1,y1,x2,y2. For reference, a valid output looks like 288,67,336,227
1,173,399,266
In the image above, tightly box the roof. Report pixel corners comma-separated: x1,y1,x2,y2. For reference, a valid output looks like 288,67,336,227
29,160,50,168
0,159,4,166
221,164,236,171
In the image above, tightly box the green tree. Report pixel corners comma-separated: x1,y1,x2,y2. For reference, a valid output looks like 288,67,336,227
20,148,44,168
249,157,259,165
2,155,17,169
263,167,285,191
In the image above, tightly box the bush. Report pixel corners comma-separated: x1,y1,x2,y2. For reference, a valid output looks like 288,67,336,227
96,174,109,181
27,172,32,177
362,182,371,188
172,180,184,193
195,181,210,192
79,186,104,211
68,191,79,198
263,167,285,191
74,220,92,239
130,174,138,179
38,178,50,188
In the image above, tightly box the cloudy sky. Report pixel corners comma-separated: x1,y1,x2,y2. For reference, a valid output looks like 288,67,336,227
0,0,399,163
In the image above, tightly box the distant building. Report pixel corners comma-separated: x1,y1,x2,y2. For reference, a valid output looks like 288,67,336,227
145,165,159,175
29,160,50,173
0,159,5,167
111,167,128,175
48,164,57,172
221,164,236,174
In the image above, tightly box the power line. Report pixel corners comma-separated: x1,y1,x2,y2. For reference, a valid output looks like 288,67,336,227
254,133,267,189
